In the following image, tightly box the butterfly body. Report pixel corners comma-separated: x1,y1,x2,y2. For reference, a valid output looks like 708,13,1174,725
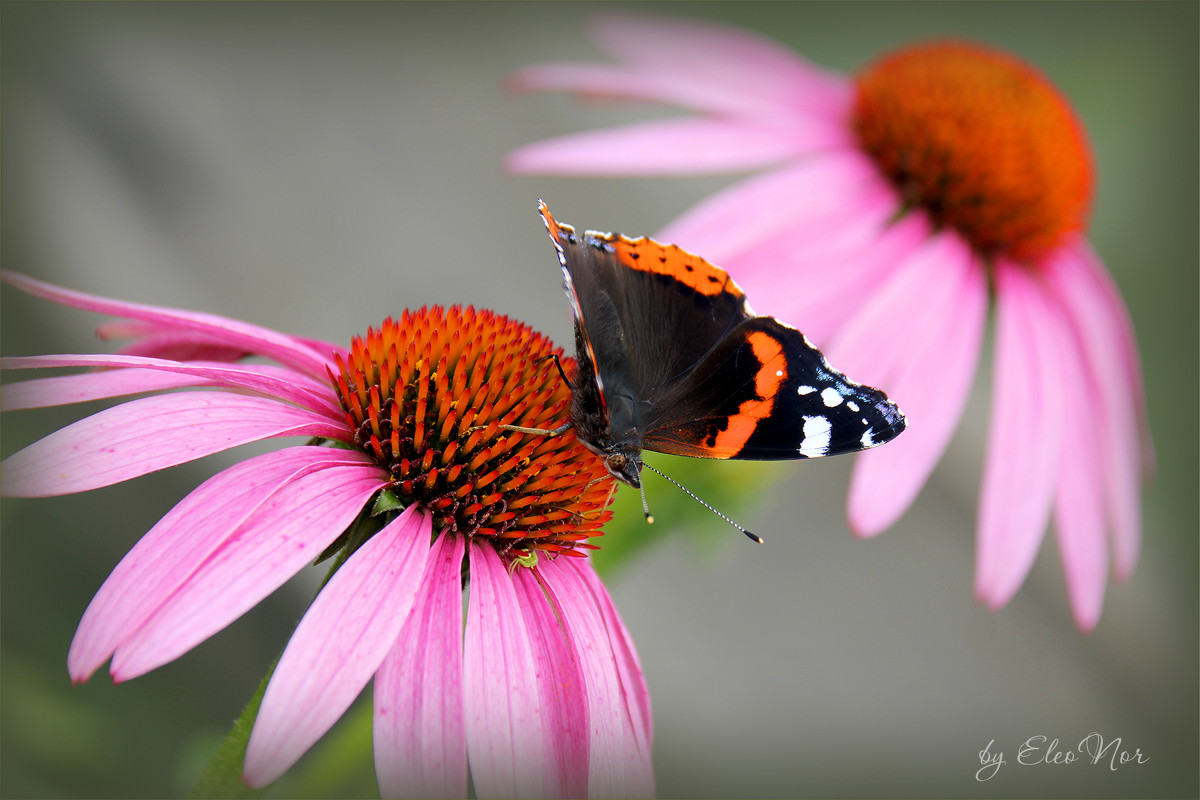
539,201,906,488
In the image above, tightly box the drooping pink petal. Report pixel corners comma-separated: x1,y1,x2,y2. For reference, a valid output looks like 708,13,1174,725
1,271,335,379
826,231,972,387
507,117,844,176
575,560,653,752
464,542,581,798
374,531,467,800
68,446,378,682
537,557,655,798
106,461,383,680
767,211,935,347
829,234,988,536
975,265,1068,610
1,393,348,498
1044,242,1147,579
1047,315,1109,632
1,354,341,416
511,564,590,798
587,11,852,115
244,506,432,788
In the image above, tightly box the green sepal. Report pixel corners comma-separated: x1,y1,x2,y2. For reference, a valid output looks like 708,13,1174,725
371,489,405,516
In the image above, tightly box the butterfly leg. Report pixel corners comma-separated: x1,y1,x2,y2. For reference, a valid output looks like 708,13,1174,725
466,420,572,436
533,353,572,390
493,422,572,436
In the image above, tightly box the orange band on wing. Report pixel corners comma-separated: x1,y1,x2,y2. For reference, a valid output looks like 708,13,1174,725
611,236,746,301
711,330,785,454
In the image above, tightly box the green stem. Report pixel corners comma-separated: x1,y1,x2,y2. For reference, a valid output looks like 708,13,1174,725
187,659,276,799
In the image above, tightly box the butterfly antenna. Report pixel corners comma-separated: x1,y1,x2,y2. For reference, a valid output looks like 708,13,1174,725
642,464,763,543
638,482,655,525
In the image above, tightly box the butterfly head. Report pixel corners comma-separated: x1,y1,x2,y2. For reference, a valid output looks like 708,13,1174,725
598,448,644,488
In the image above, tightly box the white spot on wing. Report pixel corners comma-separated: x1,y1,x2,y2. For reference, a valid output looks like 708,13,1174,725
847,401,860,412
798,415,832,457
797,385,816,396
820,387,843,407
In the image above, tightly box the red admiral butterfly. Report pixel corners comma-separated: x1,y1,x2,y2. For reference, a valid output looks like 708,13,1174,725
523,202,906,537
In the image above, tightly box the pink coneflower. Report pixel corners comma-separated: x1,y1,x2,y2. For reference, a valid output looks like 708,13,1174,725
507,13,1151,631
0,270,653,797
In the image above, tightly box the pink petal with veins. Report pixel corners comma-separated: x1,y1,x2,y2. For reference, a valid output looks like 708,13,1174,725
68,446,379,681
374,531,468,799
245,506,431,788
1,353,340,416
3,369,215,412
464,542,587,798
107,459,383,681
2,270,334,378
2,393,347,497
538,557,654,797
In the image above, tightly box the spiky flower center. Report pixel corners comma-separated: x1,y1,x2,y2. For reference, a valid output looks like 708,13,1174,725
853,40,1094,264
331,305,614,561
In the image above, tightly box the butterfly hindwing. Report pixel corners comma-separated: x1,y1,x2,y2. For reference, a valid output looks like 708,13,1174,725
642,317,907,459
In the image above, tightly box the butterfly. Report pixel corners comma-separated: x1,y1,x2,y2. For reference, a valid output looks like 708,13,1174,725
522,201,906,537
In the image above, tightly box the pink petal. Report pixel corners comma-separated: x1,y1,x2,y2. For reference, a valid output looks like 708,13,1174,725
68,446,378,682
244,506,432,788
975,266,1068,610
1,270,335,379
1044,243,1147,579
374,531,468,800
464,542,586,798
537,557,655,797
107,460,383,680
512,565,590,798
508,117,844,176
587,10,852,115
2,369,215,412
2,362,338,417
1049,327,1109,632
656,151,887,266
828,234,988,536
1,354,341,416
575,561,653,749
1,392,348,497
98,321,346,365
510,63,775,118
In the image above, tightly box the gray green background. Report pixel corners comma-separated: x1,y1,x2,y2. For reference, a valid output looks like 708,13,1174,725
2,2,1196,797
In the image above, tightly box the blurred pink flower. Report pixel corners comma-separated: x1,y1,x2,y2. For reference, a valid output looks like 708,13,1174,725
0,271,653,797
508,13,1152,631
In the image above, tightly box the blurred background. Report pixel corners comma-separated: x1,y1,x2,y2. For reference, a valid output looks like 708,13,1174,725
1,2,1195,797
